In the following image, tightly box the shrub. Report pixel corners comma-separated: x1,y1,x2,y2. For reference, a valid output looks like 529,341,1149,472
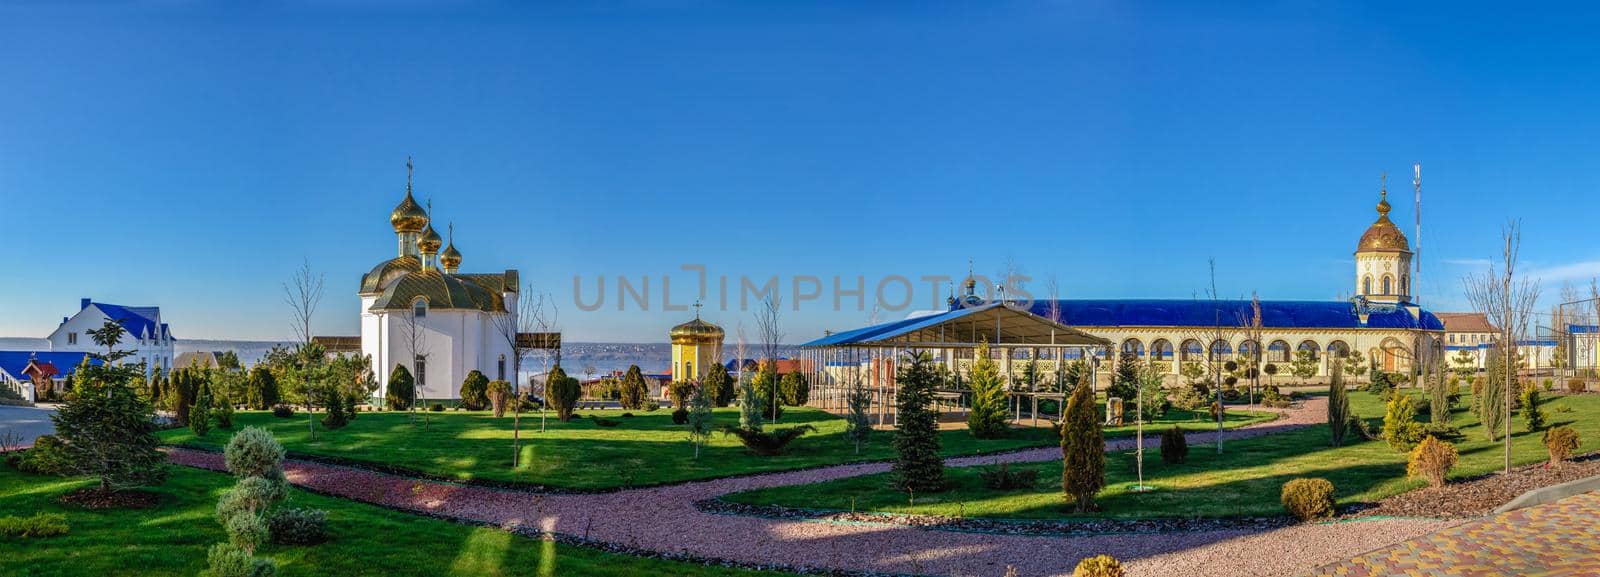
1328,364,1350,446
1406,436,1458,489
1522,386,1545,432
705,363,735,407
13,435,71,475
245,366,279,410
203,542,276,577
1280,478,1335,521
1568,378,1587,393
720,424,816,456
591,417,620,427
780,371,810,406
0,513,69,538
546,366,580,422
1072,555,1124,577
1542,378,1554,392
486,380,512,418
1381,394,1423,451
667,380,694,409
1544,426,1580,466
429,403,445,412
224,427,286,481
977,463,1038,490
1160,426,1188,464
267,507,329,545
226,512,270,552
320,391,349,430
1208,401,1225,422
618,365,650,411
671,408,689,425
456,370,489,411
386,364,415,411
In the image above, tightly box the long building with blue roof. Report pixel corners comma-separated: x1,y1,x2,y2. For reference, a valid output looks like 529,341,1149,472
801,188,1447,382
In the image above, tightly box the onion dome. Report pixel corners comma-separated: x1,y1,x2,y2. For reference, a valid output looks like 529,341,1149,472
670,318,724,341
1356,188,1411,253
440,235,462,272
417,224,443,253
391,189,429,234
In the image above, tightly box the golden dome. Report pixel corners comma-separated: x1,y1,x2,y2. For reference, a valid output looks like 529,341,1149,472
417,224,443,253
670,318,724,340
1357,189,1411,253
440,242,462,270
391,189,429,234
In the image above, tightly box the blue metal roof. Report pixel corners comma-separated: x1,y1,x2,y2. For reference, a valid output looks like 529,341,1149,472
1571,325,1600,335
0,351,100,381
802,303,1008,347
1021,299,1444,331
1516,339,1558,347
89,302,170,340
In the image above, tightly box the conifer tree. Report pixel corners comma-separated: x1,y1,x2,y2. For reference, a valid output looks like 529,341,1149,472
459,369,490,411
1061,372,1105,512
780,371,810,406
1479,346,1508,441
246,365,279,410
844,377,873,454
191,384,213,437
386,364,415,411
50,350,168,492
704,362,735,407
737,371,764,431
619,364,650,410
892,351,943,493
686,383,714,458
966,339,1010,439
546,365,581,422
1328,361,1350,447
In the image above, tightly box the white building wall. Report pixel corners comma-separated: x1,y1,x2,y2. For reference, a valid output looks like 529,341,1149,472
46,304,173,376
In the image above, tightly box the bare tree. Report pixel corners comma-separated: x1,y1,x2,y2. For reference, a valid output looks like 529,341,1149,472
1234,292,1265,408
1205,258,1230,453
528,291,559,433
756,296,784,421
400,296,430,429
491,285,555,467
283,259,324,440
1462,221,1541,473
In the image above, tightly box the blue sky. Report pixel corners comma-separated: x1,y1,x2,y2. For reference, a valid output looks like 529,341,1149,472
3,1,1598,342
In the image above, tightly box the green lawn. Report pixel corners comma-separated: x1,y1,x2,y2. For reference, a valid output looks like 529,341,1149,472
722,391,1600,520
159,406,1274,491
0,464,787,577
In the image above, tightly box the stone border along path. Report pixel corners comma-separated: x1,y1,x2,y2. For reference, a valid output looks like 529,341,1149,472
166,398,1460,577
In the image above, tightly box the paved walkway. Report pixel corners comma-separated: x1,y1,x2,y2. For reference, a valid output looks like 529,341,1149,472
167,399,1457,577
0,404,54,449
1305,491,1600,577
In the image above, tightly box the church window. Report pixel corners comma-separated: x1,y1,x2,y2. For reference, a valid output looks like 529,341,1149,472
1401,275,1409,294
1381,276,1392,294
1362,276,1372,295
414,357,427,392
497,355,506,381
413,298,427,318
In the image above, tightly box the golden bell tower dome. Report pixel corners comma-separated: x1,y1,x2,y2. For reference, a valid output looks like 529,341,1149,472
440,224,462,274
1354,176,1414,304
418,224,443,255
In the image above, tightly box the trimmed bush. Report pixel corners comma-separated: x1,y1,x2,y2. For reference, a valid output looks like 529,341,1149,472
547,366,581,422
0,513,69,538
224,427,286,481
486,380,512,418
1545,425,1580,466
721,424,816,456
667,380,694,409
1569,378,1587,393
978,463,1038,490
267,507,329,545
1072,555,1125,577
1381,394,1423,451
671,408,689,425
1160,426,1188,464
1062,376,1105,513
459,370,489,411
1406,436,1458,489
779,371,810,406
203,542,276,577
1280,478,1335,521
618,365,650,411
270,405,294,418
13,435,71,475
429,403,445,412
386,364,415,411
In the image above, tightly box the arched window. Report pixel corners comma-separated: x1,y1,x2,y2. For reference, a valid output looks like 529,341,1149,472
412,298,428,318
685,361,693,378
1181,339,1204,361
1381,276,1392,295
1120,338,1145,359
1401,274,1410,294
497,354,506,381
1327,340,1351,358
1296,340,1320,361
1268,340,1291,362
1363,276,1373,295
1151,339,1174,361
1209,339,1232,361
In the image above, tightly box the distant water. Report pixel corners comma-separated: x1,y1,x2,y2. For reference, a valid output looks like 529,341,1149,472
1,337,797,379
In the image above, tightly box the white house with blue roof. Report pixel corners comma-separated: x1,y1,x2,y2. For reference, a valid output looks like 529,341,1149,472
45,298,174,375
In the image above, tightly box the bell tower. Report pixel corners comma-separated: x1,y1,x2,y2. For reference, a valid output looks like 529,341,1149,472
1354,177,1414,304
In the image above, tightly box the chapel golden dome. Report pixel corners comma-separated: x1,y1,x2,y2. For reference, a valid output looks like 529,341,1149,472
417,224,443,253
440,241,462,270
1356,188,1411,253
391,190,429,234
670,318,725,341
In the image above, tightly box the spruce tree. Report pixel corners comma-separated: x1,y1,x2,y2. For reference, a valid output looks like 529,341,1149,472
737,371,764,431
686,383,714,458
891,351,944,493
1061,373,1105,512
191,384,213,437
1328,362,1350,447
246,365,279,410
966,340,1010,439
1522,385,1545,432
50,362,168,493
844,377,873,454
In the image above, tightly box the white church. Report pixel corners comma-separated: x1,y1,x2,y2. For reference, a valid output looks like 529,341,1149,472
358,163,519,403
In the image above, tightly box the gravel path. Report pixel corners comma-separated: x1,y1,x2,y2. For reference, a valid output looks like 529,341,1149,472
168,398,1458,577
